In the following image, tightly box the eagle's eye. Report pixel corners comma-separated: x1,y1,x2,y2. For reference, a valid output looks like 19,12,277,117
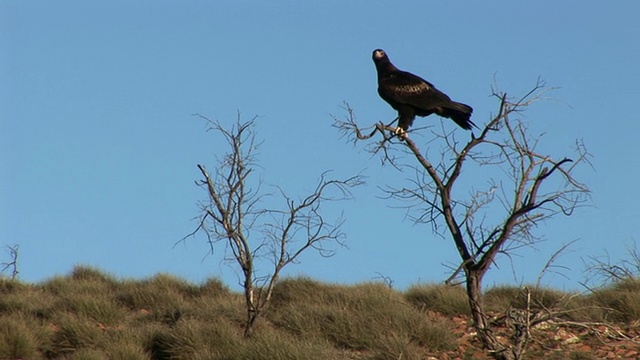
374,50,385,58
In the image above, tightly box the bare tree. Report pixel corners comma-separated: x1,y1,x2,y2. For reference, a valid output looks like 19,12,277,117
334,80,591,360
582,240,640,288
183,115,364,337
0,244,19,280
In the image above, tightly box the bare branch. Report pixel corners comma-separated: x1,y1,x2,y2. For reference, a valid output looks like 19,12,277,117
582,240,640,287
332,103,417,168
535,240,578,288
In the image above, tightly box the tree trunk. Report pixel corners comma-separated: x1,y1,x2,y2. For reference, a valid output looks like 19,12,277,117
466,269,516,360
243,275,257,338
243,310,257,338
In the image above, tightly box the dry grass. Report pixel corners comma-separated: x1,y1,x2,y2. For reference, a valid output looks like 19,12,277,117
405,283,470,316
269,278,457,358
484,285,570,313
0,267,637,359
580,278,640,322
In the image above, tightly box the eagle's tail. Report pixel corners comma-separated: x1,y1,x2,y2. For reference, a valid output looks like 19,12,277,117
441,102,475,130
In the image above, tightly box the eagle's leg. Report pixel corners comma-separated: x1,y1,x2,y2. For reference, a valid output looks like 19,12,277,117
395,109,415,136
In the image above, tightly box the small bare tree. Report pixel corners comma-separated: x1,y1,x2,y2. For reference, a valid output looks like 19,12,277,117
183,115,363,337
334,80,590,360
1,244,19,280
582,240,640,288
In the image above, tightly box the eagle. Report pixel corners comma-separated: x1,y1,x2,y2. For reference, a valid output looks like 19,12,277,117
372,49,474,134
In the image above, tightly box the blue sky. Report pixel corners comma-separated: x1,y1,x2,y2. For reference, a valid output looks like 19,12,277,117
2,2,639,290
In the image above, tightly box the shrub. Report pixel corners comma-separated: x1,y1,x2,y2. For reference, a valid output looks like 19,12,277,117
145,326,199,360
54,292,127,326
70,265,118,285
484,285,569,313
115,274,196,313
269,278,456,353
586,278,640,322
105,341,150,360
45,314,108,358
269,276,328,306
0,278,26,294
198,277,230,297
0,314,40,360
405,283,470,316
237,331,340,360
369,331,424,360
144,319,244,360
69,348,108,360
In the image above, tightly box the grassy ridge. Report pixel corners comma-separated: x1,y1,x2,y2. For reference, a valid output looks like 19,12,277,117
0,266,638,359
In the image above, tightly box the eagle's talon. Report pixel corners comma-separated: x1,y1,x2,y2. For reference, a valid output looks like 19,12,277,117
393,127,408,141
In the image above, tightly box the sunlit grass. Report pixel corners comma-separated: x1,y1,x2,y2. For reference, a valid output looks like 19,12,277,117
269,278,457,356
0,268,637,359
484,285,569,313
405,283,470,316
583,278,640,322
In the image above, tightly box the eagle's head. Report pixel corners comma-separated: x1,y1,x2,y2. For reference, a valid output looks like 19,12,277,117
372,49,387,61
372,49,395,72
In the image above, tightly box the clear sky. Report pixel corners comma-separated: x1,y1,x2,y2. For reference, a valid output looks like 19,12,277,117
2,2,639,290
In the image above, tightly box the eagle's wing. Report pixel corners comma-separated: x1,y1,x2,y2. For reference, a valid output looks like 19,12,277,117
379,71,453,111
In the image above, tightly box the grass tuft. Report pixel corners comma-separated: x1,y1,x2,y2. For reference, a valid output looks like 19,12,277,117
484,285,568,313
405,283,470,316
46,314,108,358
115,274,196,313
269,278,456,353
145,325,199,360
0,314,40,360
198,276,230,297
237,331,340,360
585,278,640,322
70,265,118,285
68,348,109,360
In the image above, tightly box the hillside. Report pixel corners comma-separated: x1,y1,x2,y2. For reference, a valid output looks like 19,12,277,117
0,266,638,360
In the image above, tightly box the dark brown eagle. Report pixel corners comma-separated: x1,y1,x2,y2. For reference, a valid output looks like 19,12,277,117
372,49,474,134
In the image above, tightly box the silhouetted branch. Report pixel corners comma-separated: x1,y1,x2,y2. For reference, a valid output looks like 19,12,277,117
333,103,412,168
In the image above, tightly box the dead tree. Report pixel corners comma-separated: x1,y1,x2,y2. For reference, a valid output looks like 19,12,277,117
0,244,19,280
183,115,363,337
582,241,640,288
334,80,590,360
